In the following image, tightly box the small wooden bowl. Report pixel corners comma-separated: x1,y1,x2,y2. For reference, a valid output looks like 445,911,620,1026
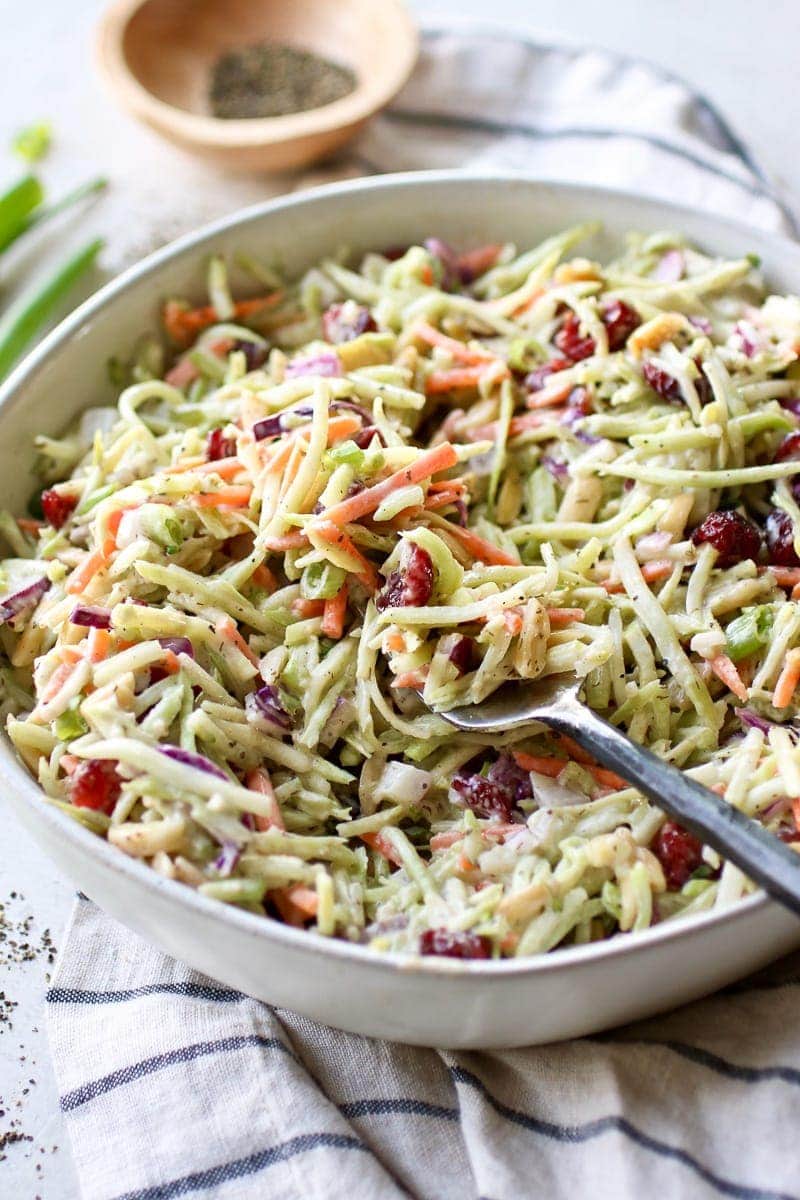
96,0,418,173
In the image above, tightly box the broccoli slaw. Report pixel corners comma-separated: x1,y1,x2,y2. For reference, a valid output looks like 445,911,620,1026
2,224,800,960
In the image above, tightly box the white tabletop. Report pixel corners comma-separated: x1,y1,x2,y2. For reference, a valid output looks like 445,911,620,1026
1,3,797,1196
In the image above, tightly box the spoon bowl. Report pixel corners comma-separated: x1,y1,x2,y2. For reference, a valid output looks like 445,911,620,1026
96,0,418,172
434,675,800,918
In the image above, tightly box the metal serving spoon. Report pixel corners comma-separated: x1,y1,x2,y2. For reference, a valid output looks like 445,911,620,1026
433,675,800,918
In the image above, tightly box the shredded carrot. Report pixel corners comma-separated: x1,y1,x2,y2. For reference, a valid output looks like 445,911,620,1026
262,531,309,552
284,885,319,917
66,550,105,595
511,287,546,318
526,382,577,409
39,661,78,704
456,243,503,279
792,582,800,602
502,609,523,636
423,487,466,511
457,853,474,873
216,615,259,667
473,409,564,441
270,889,307,927
384,631,407,653
291,597,326,618
709,654,749,702
165,356,200,388
412,320,497,366
162,649,181,675
768,566,800,587
321,583,348,639
87,628,111,663
427,477,467,497
322,414,362,444
16,517,43,534
309,520,380,591
246,767,285,831
793,796,800,836
192,486,252,509
101,507,130,561
429,829,464,851
251,564,278,592
553,733,594,765
391,670,427,690
426,365,492,394
162,294,282,348
773,648,800,709
603,558,674,594
420,264,434,286
546,607,585,626
360,831,403,866
172,456,243,480
317,443,459,528
512,750,627,791
438,521,518,567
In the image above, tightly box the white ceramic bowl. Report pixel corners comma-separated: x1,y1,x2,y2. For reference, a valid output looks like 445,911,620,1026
3,173,800,1048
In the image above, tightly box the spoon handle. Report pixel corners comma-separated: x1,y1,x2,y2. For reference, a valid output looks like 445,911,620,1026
543,698,800,918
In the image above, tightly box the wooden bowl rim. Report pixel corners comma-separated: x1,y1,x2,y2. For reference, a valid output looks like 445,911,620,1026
96,0,418,148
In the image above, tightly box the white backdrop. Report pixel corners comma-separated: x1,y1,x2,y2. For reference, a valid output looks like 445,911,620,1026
0,2,797,1196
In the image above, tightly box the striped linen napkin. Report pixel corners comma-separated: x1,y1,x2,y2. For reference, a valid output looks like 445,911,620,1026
45,26,800,1200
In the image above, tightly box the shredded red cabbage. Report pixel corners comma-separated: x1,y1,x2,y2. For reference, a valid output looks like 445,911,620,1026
158,637,194,658
246,685,292,731
213,841,241,877
284,351,342,379
0,576,51,622
70,605,112,629
160,745,227,779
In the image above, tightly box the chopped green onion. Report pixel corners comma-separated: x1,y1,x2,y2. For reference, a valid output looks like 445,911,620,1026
12,121,52,163
0,175,43,254
326,440,365,469
55,701,88,742
0,238,103,380
300,561,346,600
725,605,773,662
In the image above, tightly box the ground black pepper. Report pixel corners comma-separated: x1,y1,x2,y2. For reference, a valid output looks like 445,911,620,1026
209,43,356,119
0,890,59,1177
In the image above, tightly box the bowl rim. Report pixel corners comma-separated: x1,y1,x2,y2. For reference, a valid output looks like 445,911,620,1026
3,167,797,979
95,0,419,146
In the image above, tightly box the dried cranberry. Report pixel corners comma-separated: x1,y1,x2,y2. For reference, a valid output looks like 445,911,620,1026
382,245,408,261
691,510,762,567
487,753,533,803
233,340,268,370
652,821,704,890
41,489,77,529
451,775,515,821
603,299,640,351
642,360,682,402
555,314,595,362
775,432,800,462
524,358,571,391
765,509,800,566
419,929,492,959
322,303,377,344
448,636,477,676
642,358,711,405
376,545,434,610
353,425,386,450
70,759,122,815
206,428,236,461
